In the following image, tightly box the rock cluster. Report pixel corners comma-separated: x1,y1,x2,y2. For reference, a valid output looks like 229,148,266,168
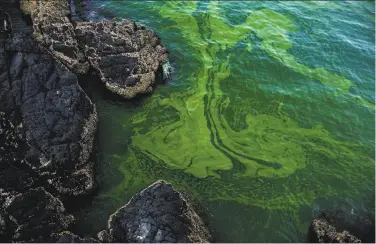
0,1,211,243
98,181,212,243
28,0,169,99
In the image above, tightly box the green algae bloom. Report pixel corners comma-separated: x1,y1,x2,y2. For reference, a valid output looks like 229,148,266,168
77,2,375,241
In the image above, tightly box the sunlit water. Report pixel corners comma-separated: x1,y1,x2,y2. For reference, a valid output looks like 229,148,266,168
74,1,375,242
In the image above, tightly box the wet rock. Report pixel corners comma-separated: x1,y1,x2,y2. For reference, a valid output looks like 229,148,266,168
308,218,361,243
99,181,212,243
2,187,74,242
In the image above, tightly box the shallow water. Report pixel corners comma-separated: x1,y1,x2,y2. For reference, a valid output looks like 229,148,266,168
74,1,375,242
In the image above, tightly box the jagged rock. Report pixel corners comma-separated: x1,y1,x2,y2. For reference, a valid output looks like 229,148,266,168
308,218,361,243
2,187,74,242
22,0,169,99
30,0,90,74
75,20,168,98
54,231,98,243
98,181,212,243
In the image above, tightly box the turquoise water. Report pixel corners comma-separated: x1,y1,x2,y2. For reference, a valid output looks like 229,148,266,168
75,1,375,242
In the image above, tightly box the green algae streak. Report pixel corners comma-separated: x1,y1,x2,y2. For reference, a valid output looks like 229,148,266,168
109,1,374,212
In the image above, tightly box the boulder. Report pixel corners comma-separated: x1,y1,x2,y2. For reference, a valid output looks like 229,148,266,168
98,181,212,243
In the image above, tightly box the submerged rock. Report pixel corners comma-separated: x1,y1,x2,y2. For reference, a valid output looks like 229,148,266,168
311,204,375,243
308,218,361,243
98,181,212,243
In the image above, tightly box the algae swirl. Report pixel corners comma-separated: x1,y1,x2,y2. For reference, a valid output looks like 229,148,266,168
102,1,375,211
128,2,370,177
81,2,374,240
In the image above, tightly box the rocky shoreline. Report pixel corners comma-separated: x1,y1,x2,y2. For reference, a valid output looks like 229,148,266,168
0,0,196,242
0,0,373,243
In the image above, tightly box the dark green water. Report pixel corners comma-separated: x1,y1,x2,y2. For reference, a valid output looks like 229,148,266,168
75,1,375,242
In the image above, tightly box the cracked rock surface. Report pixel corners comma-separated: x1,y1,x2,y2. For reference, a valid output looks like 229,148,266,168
98,181,212,243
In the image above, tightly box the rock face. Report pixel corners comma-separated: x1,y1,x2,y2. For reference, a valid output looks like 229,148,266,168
28,0,169,99
308,218,361,243
98,181,212,243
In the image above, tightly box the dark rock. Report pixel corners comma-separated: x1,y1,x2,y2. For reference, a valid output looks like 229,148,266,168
308,218,361,243
2,187,74,242
0,31,98,196
99,181,212,243
54,231,98,243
